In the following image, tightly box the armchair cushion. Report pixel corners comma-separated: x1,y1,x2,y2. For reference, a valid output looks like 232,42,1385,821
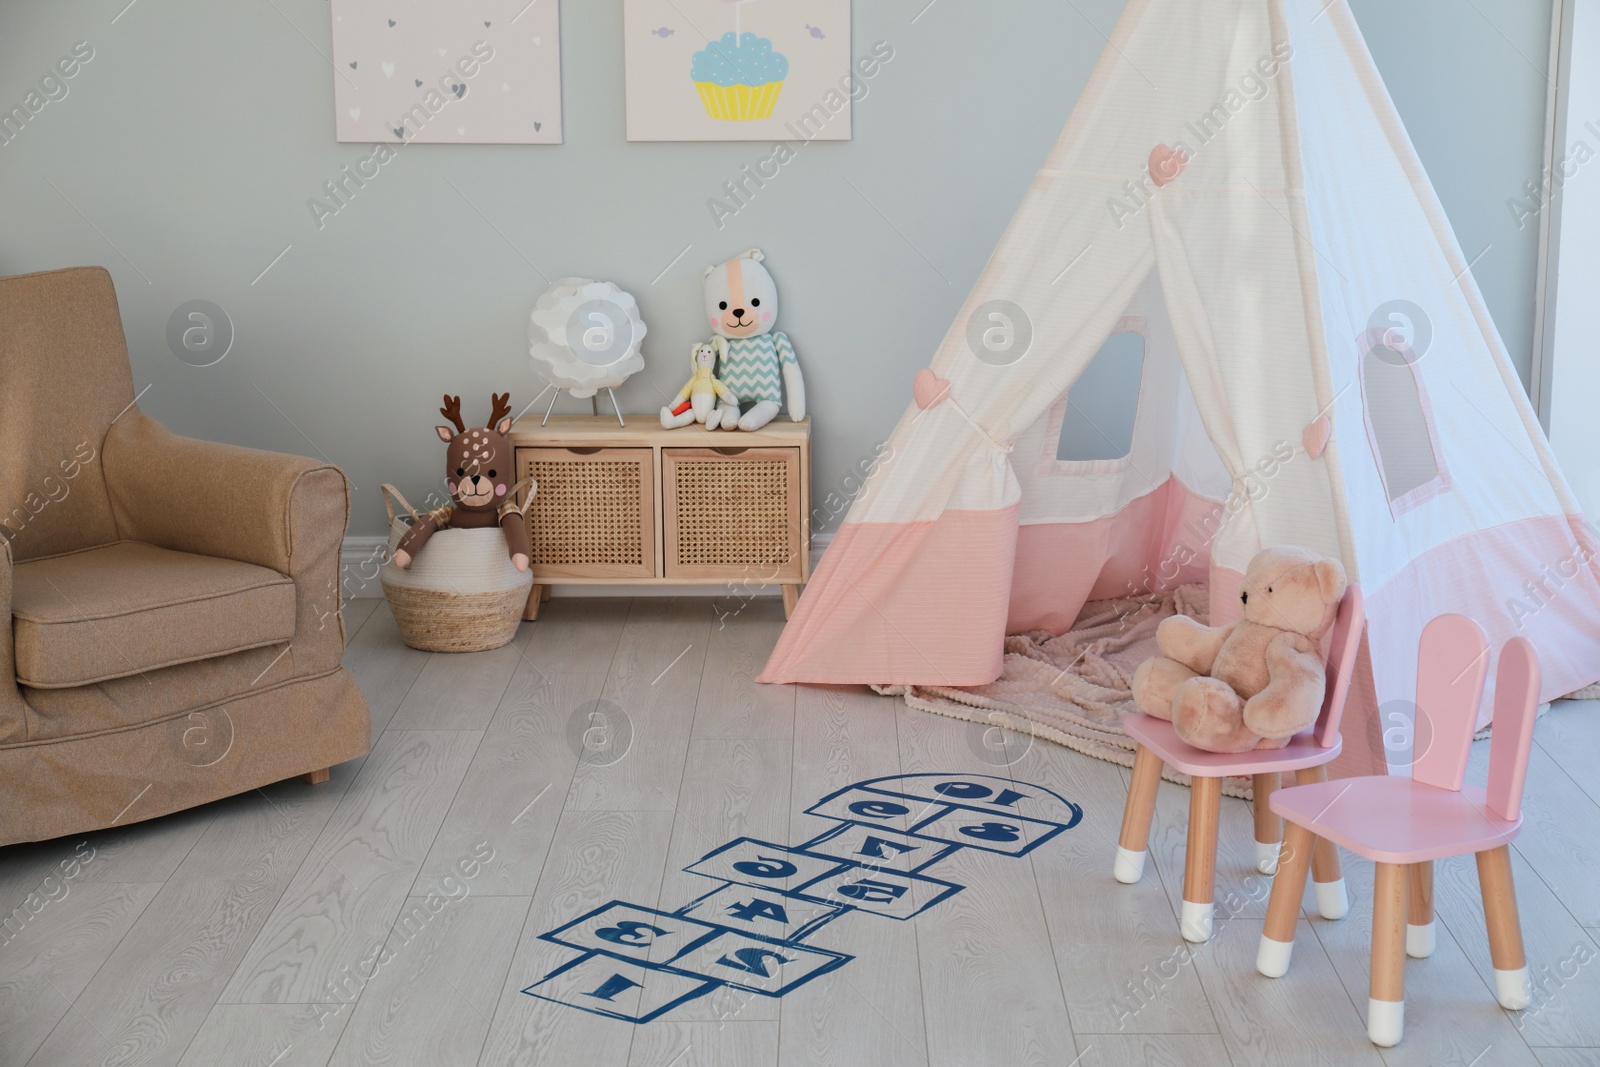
11,542,296,689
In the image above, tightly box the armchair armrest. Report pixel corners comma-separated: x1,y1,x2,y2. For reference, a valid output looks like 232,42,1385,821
102,410,349,576
0,539,30,743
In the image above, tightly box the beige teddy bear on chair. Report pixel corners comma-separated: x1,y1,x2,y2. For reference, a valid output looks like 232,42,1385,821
1131,546,1347,754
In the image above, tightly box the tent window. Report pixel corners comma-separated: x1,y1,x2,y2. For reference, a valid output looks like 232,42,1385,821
1057,331,1145,462
1359,334,1449,514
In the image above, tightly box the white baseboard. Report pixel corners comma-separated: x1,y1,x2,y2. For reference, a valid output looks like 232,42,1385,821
339,536,390,600
341,533,834,599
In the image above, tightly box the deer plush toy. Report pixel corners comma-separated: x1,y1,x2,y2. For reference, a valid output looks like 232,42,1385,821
392,394,530,572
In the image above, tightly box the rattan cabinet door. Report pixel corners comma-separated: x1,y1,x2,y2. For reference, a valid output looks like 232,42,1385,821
662,447,803,581
517,447,656,578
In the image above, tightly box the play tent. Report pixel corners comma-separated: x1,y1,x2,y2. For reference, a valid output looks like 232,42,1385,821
760,0,1600,768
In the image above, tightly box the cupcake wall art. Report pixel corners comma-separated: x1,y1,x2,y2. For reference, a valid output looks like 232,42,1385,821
330,0,562,144
624,0,852,142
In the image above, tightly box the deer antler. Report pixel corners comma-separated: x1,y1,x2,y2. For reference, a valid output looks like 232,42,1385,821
439,395,466,435
487,392,512,430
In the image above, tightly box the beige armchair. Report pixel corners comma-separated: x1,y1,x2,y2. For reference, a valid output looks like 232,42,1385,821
0,266,369,846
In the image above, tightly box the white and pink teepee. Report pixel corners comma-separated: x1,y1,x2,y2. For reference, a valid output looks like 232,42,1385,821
762,0,1600,772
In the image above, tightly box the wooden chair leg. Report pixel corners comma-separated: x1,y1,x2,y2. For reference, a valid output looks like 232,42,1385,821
1477,845,1531,1009
1257,820,1316,977
302,767,330,785
1407,861,1435,958
781,584,801,619
523,584,546,621
1296,765,1348,919
1182,775,1222,942
1253,771,1282,873
1114,745,1163,884
1369,861,1409,1046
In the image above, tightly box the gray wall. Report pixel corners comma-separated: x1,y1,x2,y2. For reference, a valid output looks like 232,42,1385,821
0,0,1553,537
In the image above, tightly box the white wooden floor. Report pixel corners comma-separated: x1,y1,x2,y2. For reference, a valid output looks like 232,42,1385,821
3,596,1600,1067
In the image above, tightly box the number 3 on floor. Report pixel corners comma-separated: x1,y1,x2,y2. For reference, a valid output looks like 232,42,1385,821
594,920,668,947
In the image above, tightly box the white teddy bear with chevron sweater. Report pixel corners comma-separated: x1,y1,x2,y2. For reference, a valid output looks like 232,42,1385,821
701,249,805,432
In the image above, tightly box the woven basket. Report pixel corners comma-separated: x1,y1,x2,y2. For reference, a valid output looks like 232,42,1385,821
378,483,535,653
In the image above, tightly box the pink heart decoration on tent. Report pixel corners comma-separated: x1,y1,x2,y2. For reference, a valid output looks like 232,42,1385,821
1149,144,1188,187
913,368,951,410
1303,415,1332,458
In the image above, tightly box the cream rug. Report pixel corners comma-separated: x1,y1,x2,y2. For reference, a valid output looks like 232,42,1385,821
877,584,1256,799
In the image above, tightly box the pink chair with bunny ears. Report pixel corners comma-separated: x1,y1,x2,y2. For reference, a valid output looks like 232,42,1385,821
1257,615,1540,1047
1113,585,1365,943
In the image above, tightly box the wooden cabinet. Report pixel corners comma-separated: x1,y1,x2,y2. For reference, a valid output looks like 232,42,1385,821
508,416,810,619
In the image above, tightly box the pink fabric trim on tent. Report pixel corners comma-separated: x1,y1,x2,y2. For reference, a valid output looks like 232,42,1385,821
1366,513,1600,736
1008,477,1222,633
758,505,1022,686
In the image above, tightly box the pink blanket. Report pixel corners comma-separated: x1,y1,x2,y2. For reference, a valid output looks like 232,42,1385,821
880,584,1256,798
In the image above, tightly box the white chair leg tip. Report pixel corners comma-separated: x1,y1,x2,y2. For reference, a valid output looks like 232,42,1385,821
1180,899,1213,943
1315,878,1349,920
1494,967,1531,1010
1367,999,1405,1047
1256,936,1294,978
1406,921,1436,959
1112,846,1146,885
1254,840,1281,875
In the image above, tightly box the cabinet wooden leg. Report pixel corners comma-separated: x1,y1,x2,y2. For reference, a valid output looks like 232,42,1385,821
781,584,801,619
302,767,330,785
540,584,552,602
523,584,546,621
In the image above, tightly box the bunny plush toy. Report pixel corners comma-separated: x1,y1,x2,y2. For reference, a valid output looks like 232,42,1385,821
661,337,739,429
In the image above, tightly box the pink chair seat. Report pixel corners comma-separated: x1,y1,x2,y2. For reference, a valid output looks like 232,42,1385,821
1123,712,1343,778
1270,777,1520,865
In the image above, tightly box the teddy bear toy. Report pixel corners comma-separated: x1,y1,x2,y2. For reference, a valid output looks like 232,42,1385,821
661,337,740,429
701,248,805,432
392,393,530,573
1130,546,1347,754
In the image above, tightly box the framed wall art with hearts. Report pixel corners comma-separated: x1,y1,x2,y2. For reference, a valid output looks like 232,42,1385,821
330,0,561,144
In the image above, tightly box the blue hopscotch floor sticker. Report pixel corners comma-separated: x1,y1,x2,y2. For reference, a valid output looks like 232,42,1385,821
520,773,1083,1023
